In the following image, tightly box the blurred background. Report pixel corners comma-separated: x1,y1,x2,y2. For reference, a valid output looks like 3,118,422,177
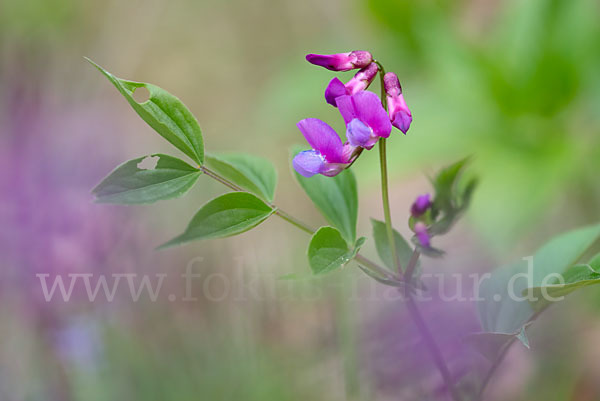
1,0,600,399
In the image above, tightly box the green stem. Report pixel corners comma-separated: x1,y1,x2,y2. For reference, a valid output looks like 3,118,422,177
376,62,400,273
378,138,401,274
200,165,395,281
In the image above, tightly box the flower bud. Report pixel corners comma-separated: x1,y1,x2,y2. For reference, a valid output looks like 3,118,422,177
325,62,379,106
414,222,431,248
384,72,412,134
306,50,373,71
411,193,432,217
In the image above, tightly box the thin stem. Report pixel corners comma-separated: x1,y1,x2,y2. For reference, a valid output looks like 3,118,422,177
274,209,315,235
200,166,394,281
378,139,401,273
404,249,420,284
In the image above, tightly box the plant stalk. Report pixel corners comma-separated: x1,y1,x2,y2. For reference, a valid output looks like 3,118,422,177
378,138,402,274
374,61,460,400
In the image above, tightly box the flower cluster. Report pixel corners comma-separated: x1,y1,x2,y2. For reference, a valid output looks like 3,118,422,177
293,51,412,178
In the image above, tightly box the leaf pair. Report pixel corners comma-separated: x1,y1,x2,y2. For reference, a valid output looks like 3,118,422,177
89,59,279,247
473,223,600,355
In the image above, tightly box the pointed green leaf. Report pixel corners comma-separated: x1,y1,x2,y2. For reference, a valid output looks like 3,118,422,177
92,154,201,204
478,223,600,337
294,163,358,244
431,157,470,214
206,153,277,202
526,262,600,312
307,227,364,275
86,58,204,165
160,192,275,248
371,218,416,272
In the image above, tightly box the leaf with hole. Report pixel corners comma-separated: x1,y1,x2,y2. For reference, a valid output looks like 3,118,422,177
308,227,364,275
293,150,358,243
159,192,275,248
86,58,204,165
92,154,201,204
206,153,277,202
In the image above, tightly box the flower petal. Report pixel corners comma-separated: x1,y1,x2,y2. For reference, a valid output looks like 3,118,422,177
293,150,325,177
346,118,373,148
296,118,344,163
324,78,348,107
352,91,392,138
336,95,358,126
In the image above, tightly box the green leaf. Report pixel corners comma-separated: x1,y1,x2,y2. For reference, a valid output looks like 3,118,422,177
92,154,201,204
526,262,600,312
86,58,204,165
431,157,470,214
205,153,277,202
294,165,358,244
371,218,416,272
478,223,600,336
159,192,275,248
307,227,364,275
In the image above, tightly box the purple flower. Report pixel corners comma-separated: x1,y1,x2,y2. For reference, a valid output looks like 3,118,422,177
411,193,432,217
306,50,372,71
414,222,431,248
325,63,379,106
336,91,392,149
292,118,356,177
384,72,412,134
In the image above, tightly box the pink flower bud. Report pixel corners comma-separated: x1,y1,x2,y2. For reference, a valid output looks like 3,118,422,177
384,72,412,134
411,193,432,217
306,51,373,71
414,222,431,248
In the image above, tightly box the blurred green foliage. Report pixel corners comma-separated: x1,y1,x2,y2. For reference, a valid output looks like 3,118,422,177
366,0,600,248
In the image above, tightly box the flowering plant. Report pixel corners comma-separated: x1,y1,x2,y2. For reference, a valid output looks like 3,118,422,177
87,51,600,400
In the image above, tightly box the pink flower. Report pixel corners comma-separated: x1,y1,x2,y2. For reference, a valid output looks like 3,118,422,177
292,119,356,177
324,63,379,107
384,72,412,134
